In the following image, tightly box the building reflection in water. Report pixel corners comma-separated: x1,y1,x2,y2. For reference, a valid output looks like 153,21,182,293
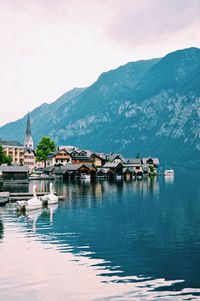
164,175,175,184
0,220,3,240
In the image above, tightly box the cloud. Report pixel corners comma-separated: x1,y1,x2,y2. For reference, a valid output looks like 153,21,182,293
106,0,200,47
0,0,199,126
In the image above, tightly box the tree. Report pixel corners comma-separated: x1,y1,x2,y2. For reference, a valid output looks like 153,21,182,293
0,145,4,164
36,136,56,167
136,152,141,159
0,145,12,165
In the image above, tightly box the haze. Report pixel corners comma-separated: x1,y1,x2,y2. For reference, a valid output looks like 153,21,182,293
0,0,200,126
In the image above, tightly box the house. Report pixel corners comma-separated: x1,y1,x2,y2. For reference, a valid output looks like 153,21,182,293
0,166,29,183
71,150,92,164
102,162,123,179
142,157,160,174
123,158,143,175
24,148,35,171
96,168,107,178
106,153,125,163
142,164,149,175
0,139,24,165
90,153,106,167
123,167,135,180
55,163,97,179
46,149,72,167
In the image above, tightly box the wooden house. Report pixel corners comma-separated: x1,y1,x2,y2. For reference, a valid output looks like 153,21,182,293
71,150,91,164
90,153,106,167
46,149,72,167
102,162,123,179
0,166,29,183
123,167,135,180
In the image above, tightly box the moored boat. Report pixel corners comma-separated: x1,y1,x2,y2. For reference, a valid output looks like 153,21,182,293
164,169,174,176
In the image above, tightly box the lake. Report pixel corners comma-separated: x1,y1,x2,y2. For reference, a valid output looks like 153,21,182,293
0,173,200,301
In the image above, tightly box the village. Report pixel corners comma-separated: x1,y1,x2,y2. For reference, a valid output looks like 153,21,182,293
0,114,159,184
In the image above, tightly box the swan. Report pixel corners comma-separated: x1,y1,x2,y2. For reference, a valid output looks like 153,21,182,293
41,182,58,205
16,185,42,211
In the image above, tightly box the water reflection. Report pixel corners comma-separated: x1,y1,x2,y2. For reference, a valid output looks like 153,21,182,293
1,174,200,300
164,175,175,184
0,219,3,240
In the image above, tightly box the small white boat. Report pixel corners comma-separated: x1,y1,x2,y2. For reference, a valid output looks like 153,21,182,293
80,173,91,180
164,169,174,176
16,185,42,211
41,182,58,205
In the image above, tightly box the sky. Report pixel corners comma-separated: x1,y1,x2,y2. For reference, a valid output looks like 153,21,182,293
0,0,200,126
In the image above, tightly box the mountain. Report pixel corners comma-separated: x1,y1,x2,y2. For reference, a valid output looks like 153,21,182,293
0,47,200,169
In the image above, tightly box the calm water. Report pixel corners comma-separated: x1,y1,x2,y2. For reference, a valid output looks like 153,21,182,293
0,173,200,301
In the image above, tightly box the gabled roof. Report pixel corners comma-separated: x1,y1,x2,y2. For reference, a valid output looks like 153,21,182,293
124,158,142,164
142,164,149,172
0,139,23,147
24,147,35,154
0,166,29,172
103,162,122,169
106,153,124,162
142,157,160,165
123,167,134,173
47,149,72,159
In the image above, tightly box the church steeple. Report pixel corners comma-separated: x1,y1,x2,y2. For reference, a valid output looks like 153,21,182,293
24,113,34,149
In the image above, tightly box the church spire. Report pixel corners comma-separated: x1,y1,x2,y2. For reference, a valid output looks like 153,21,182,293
26,112,32,137
24,113,34,149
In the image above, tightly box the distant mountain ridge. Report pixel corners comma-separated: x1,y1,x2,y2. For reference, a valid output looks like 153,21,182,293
0,47,200,169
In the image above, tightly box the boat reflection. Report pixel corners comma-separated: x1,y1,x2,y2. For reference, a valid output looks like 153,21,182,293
0,219,3,240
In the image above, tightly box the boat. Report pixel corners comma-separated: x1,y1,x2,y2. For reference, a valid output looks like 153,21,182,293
164,169,174,176
16,185,42,211
41,182,58,205
80,173,91,180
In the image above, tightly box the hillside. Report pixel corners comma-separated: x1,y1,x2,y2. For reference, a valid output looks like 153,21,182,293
0,47,200,168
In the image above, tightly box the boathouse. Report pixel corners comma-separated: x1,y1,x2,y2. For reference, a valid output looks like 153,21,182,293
0,166,29,183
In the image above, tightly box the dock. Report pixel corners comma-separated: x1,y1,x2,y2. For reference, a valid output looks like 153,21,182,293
0,192,65,203
0,192,10,206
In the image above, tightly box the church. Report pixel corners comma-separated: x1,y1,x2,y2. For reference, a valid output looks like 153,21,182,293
23,113,35,171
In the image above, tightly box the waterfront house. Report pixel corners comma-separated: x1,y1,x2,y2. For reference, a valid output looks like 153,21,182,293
55,163,97,179
71,150,92,164
96,168,107,178
90,153,106,167
46,149,72,167
0,139,24,165
102,162,123,179
123,158,143,175
0,166,29,183
142,164,150,175
106,153,125,163
142,157,159,174
123,167,135,180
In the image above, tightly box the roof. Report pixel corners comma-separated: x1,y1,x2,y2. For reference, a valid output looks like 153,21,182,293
123,167,134,173
63,164,83,171
47,149,71,158
25,113,32,137
103,162,122,169
142,164,149,172
142,157,160,165
0,139,23,147
106,153,124,162
124,158,142,165
0,166,29,173
24,147,35,154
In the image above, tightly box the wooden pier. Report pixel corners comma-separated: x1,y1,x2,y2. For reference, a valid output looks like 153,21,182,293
0,192,10,205
0,192,65,203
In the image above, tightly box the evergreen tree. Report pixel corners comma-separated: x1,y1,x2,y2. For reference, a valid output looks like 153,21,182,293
36,136,56,167
0,145,12,165
0,145,4,164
